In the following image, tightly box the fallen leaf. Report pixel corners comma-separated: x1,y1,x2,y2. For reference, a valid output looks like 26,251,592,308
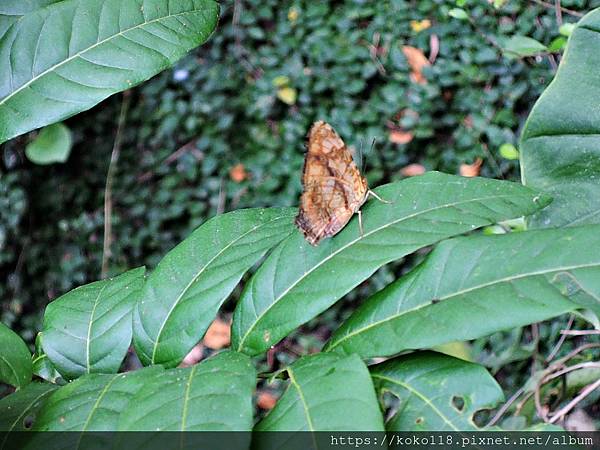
410,19,431,33
179,343,204,367
203,317,231,349
460,158,483,177
402,45,431,84
389,130,414,145
429,34,439,63
400,163,426,177
229,163,248,182
257,391,278,410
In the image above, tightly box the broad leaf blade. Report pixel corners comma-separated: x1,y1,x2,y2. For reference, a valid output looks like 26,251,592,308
255,353,384,434
232,172,550,355
521,10,600,227
31,366,162,431
119,351,255,431
0,0,219,143
42,267,145,380
326,226,600,357
133,208,296,368
0,1,62,38
0,382,57,434
0,323,32,389
371,351,504,431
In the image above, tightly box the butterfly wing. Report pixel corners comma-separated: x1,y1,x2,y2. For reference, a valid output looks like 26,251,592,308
295,121,368,246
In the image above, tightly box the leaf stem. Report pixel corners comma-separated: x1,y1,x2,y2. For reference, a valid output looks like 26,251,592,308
102,91,131,279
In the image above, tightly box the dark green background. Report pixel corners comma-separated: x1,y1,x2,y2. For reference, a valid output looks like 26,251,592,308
0,1,597,392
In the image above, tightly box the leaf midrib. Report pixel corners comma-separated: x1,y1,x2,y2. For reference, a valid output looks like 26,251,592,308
329,262,596,350
150,213,291,363
0,3,211,106
85,283,108,374
236,192,534,351
287,367,316,433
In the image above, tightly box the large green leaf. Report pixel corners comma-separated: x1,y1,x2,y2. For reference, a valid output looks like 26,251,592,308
326,226,600,357
520,9,600,228
255,353,384,433
0,0,219,144
133,208,296,368
119,351,255,431
0,323,32,389
232,172,550,356
42,267,145,380
32,366,162,431
0,382,57,434
371,351,504,431
0,1,61,38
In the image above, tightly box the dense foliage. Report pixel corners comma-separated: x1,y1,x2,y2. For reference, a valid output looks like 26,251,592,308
1,0,600,429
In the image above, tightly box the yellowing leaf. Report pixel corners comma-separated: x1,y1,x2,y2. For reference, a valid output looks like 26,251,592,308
288,7,299,22
272,75,290,87
277,87,297,105
410,19,431,33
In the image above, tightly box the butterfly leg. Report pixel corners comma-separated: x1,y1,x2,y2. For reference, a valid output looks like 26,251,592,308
367,190,391,204
358,209,364,238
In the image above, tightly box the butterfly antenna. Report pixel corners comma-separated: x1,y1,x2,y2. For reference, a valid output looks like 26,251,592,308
358,138,365,171
365,137,377,171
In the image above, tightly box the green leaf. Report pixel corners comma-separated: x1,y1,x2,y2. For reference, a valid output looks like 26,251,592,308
0,1,62,38
521,11,600,228
371,351,504,431
31,333,63,384
232,172,551,356
32,366,163,431
118,351,256,431
133,208,296,368
0,382,57,435
326,226,599,357
559,23,576,37
499,143,519,160
503,35,547,58
0,0,219,144
255,353,384,432
448,8,468,20
0,323,32,389
24,123,72,165
548,36,567,52
42,267,145,380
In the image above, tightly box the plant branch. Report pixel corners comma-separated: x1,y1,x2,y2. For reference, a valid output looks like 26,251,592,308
102,91,131,279
549,378,600,424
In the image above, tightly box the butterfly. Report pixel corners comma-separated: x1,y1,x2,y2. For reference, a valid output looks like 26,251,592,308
295,121,389,246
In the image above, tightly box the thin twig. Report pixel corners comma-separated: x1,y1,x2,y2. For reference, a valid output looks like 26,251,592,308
137,139,202,183
101,91,131,279
544,362,600,384
554,0,563,25
560,330,600,336
556,343,600,366
529,0,583,17
486,386,525,427
549,378,600,424
546,315,574,362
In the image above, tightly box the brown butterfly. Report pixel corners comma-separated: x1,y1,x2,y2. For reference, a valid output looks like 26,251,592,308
295,121,389,246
